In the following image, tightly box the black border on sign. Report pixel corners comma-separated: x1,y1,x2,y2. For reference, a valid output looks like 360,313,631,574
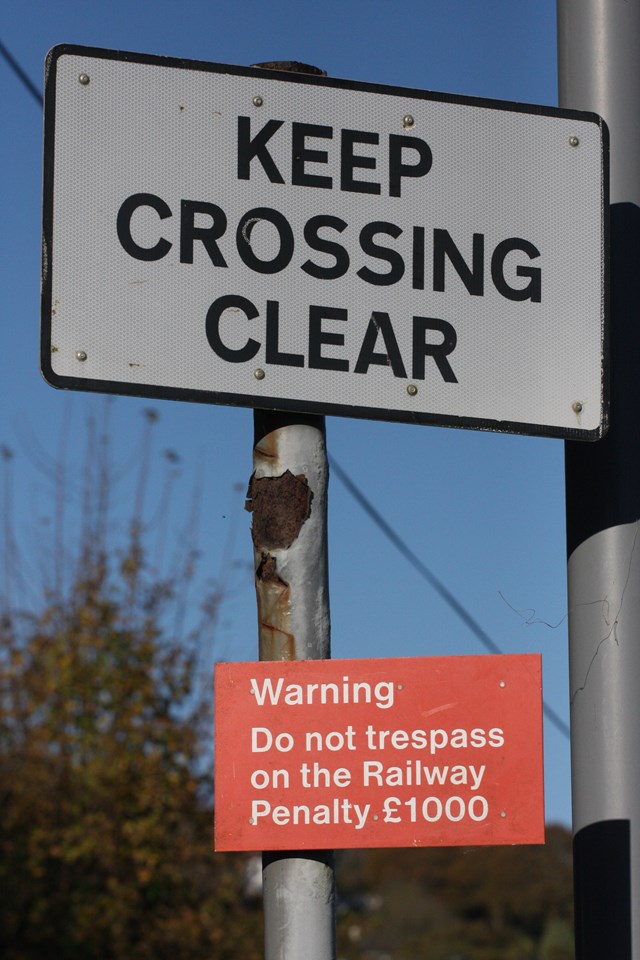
41,43,610,442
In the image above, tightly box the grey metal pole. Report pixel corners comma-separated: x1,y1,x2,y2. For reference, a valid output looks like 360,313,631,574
247,409,334,960
558,2,640,957
245,59,335,959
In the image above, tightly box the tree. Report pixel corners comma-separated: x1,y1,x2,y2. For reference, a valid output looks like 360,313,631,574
0,405,260,959
539,920,574,960
335,830,574,960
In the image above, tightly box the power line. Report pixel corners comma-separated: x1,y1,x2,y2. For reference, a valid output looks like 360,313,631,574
1,37,571,743
0,40,43,108
330,457,570,741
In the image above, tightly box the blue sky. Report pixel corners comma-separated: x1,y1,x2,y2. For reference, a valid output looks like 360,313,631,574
1,1,573,825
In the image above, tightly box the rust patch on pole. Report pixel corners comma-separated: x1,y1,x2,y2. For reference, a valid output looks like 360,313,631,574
248,464,313,661
255,553,296,661
247,470,313,550
255,552,284,583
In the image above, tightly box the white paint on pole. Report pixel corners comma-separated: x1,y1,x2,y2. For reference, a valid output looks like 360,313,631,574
42,44,607,439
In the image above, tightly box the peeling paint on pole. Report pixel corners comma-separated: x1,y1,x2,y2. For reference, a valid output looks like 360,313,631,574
248,411,330,664
248,471,314,550
249,407,335,960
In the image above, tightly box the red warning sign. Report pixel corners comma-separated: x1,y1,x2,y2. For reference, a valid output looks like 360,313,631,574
214,654,544,851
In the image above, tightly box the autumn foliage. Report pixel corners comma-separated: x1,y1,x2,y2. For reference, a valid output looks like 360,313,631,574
336,830,574,959
0,407,260,959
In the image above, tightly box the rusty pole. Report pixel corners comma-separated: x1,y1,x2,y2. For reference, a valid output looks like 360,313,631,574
246,409,333,960
246,56,335,960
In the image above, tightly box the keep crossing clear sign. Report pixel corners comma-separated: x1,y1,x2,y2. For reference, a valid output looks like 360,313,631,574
42,45,608,439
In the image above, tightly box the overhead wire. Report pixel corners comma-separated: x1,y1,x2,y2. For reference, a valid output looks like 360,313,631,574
1,36,571,742
0,40,43,108
330,457,570,740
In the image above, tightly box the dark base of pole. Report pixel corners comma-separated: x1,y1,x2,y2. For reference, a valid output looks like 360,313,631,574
573,820,632,959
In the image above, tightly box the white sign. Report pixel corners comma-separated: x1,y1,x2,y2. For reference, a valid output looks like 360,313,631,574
42,45,608,439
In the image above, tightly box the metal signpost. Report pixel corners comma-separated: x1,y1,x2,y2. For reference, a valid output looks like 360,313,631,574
558,1,640,956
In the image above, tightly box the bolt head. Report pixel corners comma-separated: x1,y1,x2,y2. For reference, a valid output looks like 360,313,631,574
75,350,87,362
572,400,583,414
569,135,580,147
254,368,266,381
252,95,264,107
407,384,418,397
78,73,90,86
402,114,415,129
